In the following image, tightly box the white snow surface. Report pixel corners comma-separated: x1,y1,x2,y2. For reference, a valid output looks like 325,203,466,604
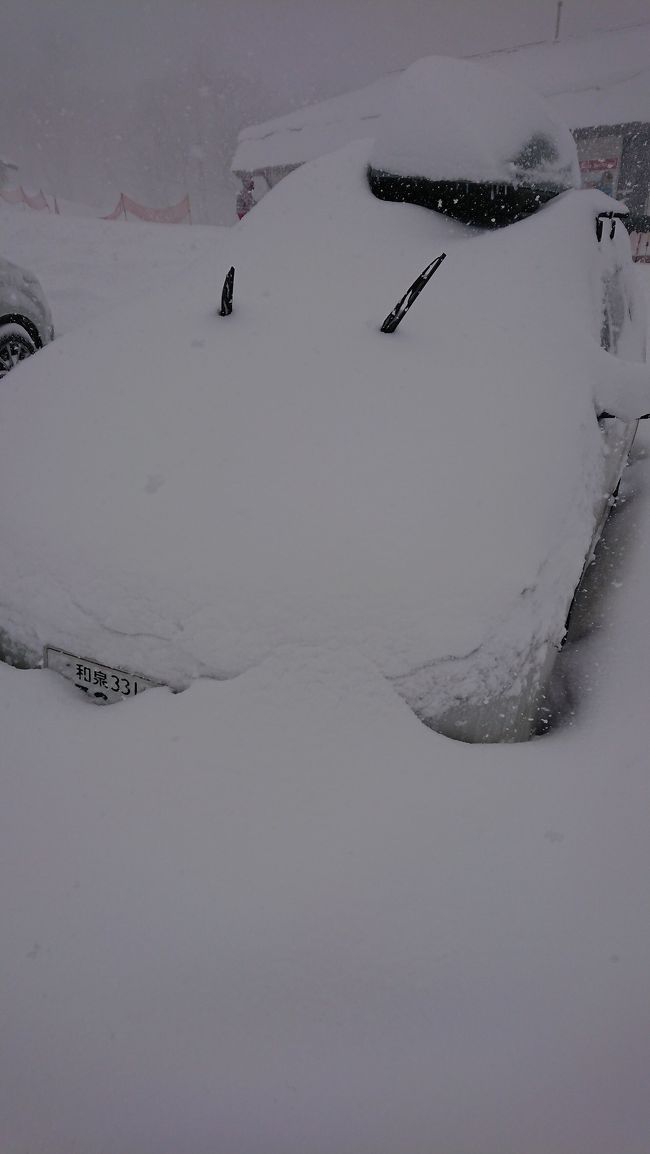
0,196,649,1154
369,55,580,188
233,25,650,178
0,201,224,336
490,22,650,129
0,142,643,728
232,72,391,174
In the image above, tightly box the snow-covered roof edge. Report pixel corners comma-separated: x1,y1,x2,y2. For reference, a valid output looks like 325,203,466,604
232,23,650,174
231,73,397,174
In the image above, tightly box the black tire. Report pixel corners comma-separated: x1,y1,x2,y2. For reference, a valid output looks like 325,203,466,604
0,323,36,380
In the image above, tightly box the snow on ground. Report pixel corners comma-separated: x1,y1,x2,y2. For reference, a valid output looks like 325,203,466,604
1,205,649,1154
0,201,223,336
1,139,645,747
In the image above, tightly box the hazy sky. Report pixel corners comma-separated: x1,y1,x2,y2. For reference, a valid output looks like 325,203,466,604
7,0,649,104
3,0,649,220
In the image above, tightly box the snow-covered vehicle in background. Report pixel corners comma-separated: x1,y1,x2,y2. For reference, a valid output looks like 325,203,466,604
0,255,54,378
0,55,647,741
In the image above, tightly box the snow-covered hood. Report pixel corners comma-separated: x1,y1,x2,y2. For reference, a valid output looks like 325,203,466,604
0,141,644,712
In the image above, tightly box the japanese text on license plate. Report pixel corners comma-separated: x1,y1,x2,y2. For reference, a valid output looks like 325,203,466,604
44,647,160,703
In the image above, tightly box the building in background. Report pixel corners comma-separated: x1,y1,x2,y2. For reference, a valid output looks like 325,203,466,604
232,23,650,230
572,123,650,224
231,73,392,198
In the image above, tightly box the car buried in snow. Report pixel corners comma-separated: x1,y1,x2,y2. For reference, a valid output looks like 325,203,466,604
0,55,647,742
0,255,54,379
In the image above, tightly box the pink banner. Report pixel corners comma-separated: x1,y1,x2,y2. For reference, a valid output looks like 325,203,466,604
5,187,191,223
121,193,191,223
0,186,50,210
102,193,191,224
22,188,50,210
579,157,619,172
103,195,127,221
0,186,27,205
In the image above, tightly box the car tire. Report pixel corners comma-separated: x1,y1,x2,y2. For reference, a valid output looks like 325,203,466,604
0,323,37,379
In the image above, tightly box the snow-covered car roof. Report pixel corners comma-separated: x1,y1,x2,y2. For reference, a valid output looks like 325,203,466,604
369,55,580,191
367,55,581,227
0,110,646,737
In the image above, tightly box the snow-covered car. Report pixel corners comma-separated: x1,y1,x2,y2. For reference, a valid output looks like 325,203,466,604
0,55,647,741
0,255,54,378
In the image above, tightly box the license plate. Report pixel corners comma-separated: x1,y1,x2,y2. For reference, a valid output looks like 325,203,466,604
44,646,160,703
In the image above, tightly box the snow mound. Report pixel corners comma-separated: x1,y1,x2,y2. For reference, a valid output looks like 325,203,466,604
369,55,580,226
0,139,644,740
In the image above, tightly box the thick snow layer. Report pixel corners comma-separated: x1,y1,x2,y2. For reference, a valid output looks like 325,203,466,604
1,464,650,1154
0,142,645,734
491,23,650,129
0,194,649,1154
0,253,45,294
232,72,391,174
233,25,650,179
369,55,580,189
558,67,650,132
0,202,223,336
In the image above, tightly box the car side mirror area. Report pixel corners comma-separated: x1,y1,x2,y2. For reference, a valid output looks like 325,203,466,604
595,210,628,243
594,349,650,423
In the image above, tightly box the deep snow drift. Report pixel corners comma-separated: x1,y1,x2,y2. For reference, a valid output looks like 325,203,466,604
0,189,649,1154
0,202,223,337
2,486,650,1154
369,54,580,190
0,137,645,741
